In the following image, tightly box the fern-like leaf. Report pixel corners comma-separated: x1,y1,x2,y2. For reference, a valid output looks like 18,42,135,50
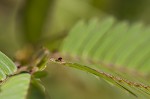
51,17,150,98
0,51,17,81
0,73,31,99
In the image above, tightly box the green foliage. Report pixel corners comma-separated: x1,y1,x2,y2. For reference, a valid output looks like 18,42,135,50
33,71,48,79
22,0,54,44
0,73,31,99
50,17,150,98
0,50,47,99
0,51,17,81
27,78,46,99
30,47,50,71
1,0,150,99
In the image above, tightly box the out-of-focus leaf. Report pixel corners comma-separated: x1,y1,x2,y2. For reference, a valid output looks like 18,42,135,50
0,73,31,99
91,0,145,21
22,0,54,44
27,78,46,99
30,47,50,71
33,71,48,78
50,17,150,98
0,51,17,81
0,0,21,56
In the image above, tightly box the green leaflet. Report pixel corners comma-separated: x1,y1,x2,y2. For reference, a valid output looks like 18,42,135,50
50,58,150,98
0,51,17,81
57,17,150,98
0,73,31,99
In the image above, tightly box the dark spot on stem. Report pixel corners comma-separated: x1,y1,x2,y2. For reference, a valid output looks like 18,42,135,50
17,65,21,69
56,57,62,62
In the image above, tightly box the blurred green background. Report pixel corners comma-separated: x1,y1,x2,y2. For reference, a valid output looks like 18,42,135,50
0,0,150,99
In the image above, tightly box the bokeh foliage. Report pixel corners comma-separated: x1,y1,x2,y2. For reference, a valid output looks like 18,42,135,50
0,0,150,99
